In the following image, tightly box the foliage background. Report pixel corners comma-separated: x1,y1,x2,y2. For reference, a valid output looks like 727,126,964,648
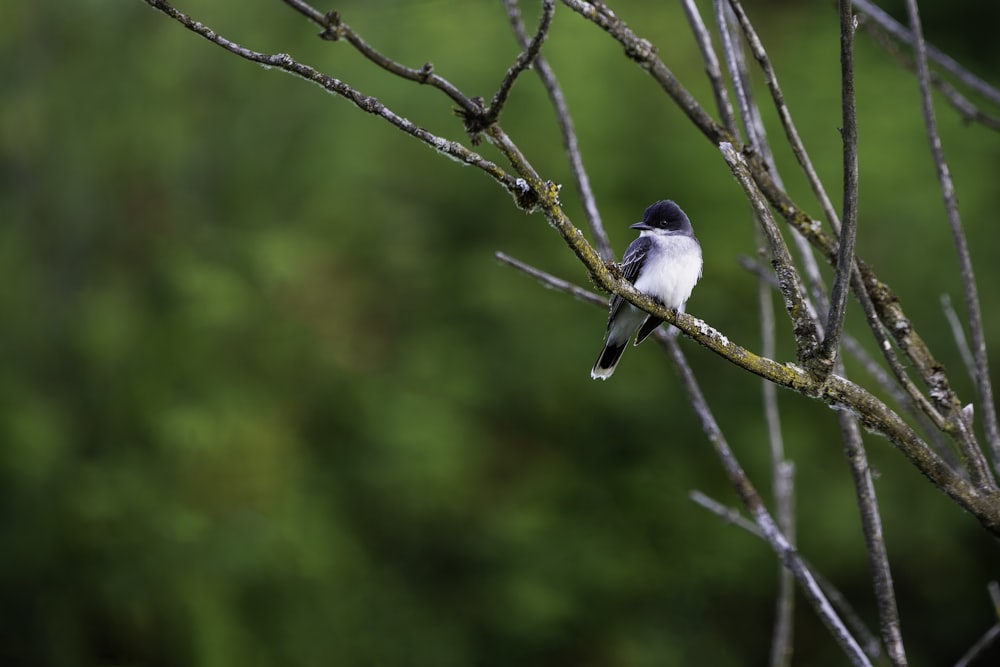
2,0,999,665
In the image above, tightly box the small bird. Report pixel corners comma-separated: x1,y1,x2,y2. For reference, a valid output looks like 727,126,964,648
591,200,703,380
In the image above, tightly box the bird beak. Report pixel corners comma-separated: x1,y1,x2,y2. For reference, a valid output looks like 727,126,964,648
630,221,651,230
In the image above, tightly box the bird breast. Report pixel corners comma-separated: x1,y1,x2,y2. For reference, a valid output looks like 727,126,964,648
633,236,703,308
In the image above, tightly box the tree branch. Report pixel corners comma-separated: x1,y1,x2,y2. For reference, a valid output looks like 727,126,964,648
903,0,1000,477
838,411,907,666
486,0,556,125
680,0,738,137
756,243,796,667
294,5,481,119
816,0,860,376
719,143,820,363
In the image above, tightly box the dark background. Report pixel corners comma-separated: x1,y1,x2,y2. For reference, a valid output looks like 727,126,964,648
2,1,999,665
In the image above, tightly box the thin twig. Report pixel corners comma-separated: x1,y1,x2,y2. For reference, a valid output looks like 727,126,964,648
487,0,556,124
817,0,860,379
903,0,1000,481
954,624,1000,667
719,143,820,362
838,410,908,666
942,294,977,387
680,0,738,137
495,252,604,307
502,0,612,260
757,234,796,667
714,0,754,147
690,491,759,533
770,461,796,667
952,581,1000,667
291,5,480,117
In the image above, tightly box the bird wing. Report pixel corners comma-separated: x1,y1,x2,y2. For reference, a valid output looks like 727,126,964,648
606,236,652,328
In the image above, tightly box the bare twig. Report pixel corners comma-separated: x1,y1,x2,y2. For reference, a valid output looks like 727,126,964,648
838,412,907,666
714,0,753,146
827,24,907,639
769,461,796,667
690,491,758,533
757,237,796,667
495,251,604,307
815,0,860,379
681,0,738,137
924,75,1000,132
487,0,556,124
954,536,1000,667
954,625,1000,667
903,0,1000,480
942,294,977,387
293,6,481,118
502,0,612,260
719,143,820,362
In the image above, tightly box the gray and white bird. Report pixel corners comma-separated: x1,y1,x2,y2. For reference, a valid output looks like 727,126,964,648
591,200,703,380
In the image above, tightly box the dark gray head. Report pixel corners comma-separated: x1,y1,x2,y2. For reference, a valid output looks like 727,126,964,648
630,200,693,235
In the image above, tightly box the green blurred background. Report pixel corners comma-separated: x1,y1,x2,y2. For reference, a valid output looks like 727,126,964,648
2,1,999,665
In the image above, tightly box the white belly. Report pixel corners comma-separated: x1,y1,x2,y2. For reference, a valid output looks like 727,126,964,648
633,236,703,309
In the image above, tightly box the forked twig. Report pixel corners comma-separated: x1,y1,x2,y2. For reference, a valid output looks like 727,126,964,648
487,0,556,124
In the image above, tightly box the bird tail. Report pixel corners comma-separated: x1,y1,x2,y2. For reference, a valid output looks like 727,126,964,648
591,341,628,380
634,315,664,346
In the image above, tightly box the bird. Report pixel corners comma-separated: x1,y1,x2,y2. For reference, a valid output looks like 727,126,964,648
591,200,703,380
